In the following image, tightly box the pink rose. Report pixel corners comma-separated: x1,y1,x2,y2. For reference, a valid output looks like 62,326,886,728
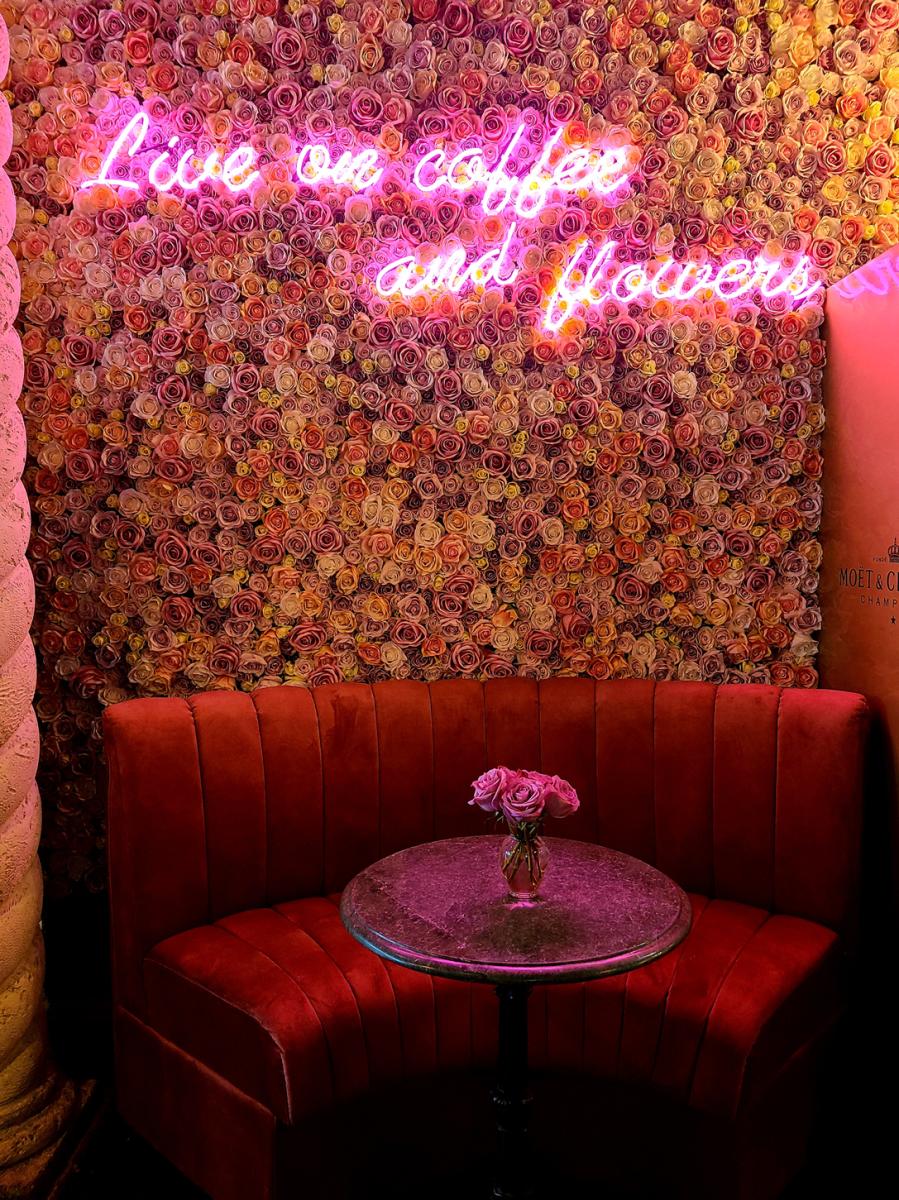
470,767,512,813
501,773,545,823
442,1,474,36
542,776,580,819
504,16,535,56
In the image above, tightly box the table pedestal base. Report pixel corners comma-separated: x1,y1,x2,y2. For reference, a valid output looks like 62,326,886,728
491,984,533,1200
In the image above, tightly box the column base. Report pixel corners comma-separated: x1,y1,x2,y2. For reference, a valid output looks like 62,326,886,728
0,1077,95,1200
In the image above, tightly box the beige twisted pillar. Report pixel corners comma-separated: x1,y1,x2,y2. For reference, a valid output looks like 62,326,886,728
0,19,84,1195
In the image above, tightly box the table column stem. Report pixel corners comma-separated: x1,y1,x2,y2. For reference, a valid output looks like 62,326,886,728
492,983,533,1200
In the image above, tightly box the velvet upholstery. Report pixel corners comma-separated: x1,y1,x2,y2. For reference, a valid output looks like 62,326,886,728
105,679,868,1199
142,893,840,1125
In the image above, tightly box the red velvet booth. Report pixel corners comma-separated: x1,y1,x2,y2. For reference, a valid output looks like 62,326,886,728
104,679,868,1199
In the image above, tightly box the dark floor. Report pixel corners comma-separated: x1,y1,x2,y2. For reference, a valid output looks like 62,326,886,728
43,896,891,1200
57,1113,206,1199
53,1105,845,1200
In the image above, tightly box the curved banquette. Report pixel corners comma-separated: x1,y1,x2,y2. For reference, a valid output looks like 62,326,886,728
104,678,868,1199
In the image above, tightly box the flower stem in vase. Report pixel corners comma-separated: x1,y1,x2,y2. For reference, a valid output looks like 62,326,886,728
500,820,548,902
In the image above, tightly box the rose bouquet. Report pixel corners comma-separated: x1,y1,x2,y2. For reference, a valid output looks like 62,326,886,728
470,768,579,901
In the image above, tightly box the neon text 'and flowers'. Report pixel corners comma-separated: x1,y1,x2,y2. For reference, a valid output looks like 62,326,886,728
81,114,823,331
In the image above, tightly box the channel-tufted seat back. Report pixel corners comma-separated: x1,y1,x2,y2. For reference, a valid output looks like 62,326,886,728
105,678,868,1018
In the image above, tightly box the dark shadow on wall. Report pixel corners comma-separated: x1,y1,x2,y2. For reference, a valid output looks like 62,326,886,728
43,890,113,1086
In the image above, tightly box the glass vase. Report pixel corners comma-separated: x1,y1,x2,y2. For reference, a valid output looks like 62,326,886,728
500,825,548,901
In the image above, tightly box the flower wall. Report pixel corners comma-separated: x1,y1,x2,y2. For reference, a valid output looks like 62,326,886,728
4,0,898,893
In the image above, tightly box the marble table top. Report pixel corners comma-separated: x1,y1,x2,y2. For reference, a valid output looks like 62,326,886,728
340,836,692,985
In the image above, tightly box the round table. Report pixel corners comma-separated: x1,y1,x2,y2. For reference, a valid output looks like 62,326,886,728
340,836,691,1199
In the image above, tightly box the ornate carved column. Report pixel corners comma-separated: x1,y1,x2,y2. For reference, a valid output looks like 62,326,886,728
0,18,84,1195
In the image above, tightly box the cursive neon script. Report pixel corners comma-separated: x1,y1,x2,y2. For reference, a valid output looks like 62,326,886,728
80,111,383,195
410,123,634,217
375,223,519,298
81,112,824,334
82,113,633,212
543,240,824,330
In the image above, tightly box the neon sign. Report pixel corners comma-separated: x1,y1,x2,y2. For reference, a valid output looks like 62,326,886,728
375,224,519,298
81,112,824,333
80,111,383,196
542,240,823,331
409,123,634,217
81,114,629,212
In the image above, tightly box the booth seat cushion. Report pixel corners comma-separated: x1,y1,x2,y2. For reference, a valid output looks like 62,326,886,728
144,893,842,1129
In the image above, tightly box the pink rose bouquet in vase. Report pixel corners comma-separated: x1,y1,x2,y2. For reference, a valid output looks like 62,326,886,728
470,768,580,901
